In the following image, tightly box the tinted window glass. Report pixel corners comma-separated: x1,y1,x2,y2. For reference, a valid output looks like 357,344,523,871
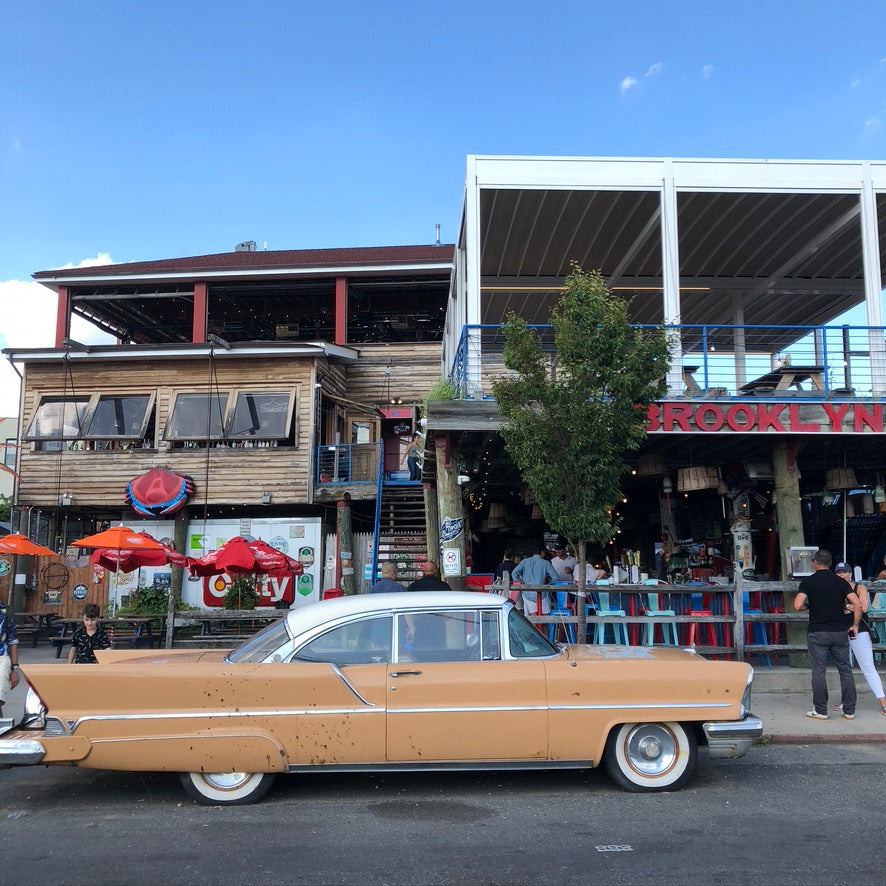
295,616,392,666
84,395,151,438
25,397,90,439
165,393,227,440
397,610,483,663
508,609,559,658
227,392,292,439
227,618,289,663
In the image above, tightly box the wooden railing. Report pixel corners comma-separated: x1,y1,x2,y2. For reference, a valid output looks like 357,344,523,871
493,572,886,660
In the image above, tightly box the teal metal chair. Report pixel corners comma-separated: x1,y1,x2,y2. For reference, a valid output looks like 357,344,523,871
548,591,576,644
591,591,629,645
642,592,679,645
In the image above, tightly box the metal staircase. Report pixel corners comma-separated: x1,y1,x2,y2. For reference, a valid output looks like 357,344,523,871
372,485,427,586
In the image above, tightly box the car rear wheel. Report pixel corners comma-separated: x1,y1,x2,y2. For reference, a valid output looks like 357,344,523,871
603,721,697,792
180,771,276,805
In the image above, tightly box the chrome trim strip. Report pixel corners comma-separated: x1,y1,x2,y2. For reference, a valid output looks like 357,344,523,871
66,707,382,734
286,760,595,774
331,663,376,706
549,702,733,712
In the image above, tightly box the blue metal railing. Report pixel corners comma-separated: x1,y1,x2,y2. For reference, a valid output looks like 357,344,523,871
315,442,381,485
370,442,385,584
449,323,886,401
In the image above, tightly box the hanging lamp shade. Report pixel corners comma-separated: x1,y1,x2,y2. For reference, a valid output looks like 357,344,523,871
677,467,719,492
825,468,857,490
637,454,667,477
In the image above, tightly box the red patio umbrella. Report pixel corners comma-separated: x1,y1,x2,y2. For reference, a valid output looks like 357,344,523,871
0,534,60,557
89,535,188,572
187,536,303,578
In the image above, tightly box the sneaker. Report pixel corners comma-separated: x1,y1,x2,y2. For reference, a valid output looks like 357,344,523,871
831,704,844,711
806,710,828,720
842,712,856,720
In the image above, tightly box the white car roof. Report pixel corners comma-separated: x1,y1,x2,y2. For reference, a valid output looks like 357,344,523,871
284,591,508,636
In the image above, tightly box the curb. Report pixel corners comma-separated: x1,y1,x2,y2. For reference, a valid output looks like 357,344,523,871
764,732,886,744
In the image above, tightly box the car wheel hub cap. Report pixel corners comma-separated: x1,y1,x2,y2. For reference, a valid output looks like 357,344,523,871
626,725,677,776
203,772,250,790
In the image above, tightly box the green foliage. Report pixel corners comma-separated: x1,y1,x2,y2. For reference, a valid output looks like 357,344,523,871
425,377,457,404
117,586,170,615
224,575,258,610
0,494,10,523
492,264,669,552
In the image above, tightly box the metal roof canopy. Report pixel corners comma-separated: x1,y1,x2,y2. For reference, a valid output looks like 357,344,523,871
456,156,886,340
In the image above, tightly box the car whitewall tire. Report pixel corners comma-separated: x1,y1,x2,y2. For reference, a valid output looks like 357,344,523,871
603,721,697,792
180,771,276,805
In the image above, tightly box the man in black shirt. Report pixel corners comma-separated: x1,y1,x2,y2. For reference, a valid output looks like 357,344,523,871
407,560,452,591
794,548,861,720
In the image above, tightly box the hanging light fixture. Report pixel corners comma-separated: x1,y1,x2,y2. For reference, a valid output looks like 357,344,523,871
825,467,857,490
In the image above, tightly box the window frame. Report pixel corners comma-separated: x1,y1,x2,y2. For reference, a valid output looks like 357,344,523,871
163,391,231,442
225,390,296,441
82,392,156,440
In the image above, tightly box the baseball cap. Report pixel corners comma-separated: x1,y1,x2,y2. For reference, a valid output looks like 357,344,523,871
834,562,851,572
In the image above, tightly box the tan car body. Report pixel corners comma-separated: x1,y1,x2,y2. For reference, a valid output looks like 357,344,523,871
1,593,761,800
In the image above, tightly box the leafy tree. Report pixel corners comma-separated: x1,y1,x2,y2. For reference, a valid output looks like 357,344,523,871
0,494,10,523
492,265,670,581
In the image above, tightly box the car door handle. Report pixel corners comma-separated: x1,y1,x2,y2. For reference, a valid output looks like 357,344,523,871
390,670,423,678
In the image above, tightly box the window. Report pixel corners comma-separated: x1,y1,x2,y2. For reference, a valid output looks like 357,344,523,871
165,390,296,444
226,619,290,663
508,609,559,658
84,394,154,439
396,610,487,663
4,439,16,470
165,392,228,441
25,397,91,439
293,616,392,666
25,394,156,451
226,392,295,440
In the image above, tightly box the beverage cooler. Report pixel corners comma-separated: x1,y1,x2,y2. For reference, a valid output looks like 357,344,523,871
117,517,325,610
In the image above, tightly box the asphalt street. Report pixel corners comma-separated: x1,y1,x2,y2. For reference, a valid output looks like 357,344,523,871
2,742,885,886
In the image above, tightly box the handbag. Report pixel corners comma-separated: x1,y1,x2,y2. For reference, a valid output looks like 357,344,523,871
862,612,880,645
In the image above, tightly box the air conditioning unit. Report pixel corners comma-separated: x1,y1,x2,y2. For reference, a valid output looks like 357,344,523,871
276,323,300,340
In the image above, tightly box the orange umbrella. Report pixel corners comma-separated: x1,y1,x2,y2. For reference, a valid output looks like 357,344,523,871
0,534,59,557
72,526,166,551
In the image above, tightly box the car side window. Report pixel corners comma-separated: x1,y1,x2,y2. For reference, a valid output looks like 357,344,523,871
508,608,559,657
293,616,392,666
397,610,486,663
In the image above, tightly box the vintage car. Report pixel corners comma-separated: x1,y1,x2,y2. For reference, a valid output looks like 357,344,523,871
0,592,762,804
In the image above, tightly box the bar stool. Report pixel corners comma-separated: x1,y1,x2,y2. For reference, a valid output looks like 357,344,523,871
642,592,679,645
743,591,771,668
686,592,717,650
591,592,629,645
547,591,577,644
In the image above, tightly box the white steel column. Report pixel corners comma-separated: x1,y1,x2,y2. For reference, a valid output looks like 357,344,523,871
860,165,886,395
464,157,483,397
660,160,683,395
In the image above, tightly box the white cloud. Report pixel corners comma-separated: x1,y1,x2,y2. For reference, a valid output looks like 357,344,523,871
850,78,861,89
53,252,113,270
701,64,714,79
0,254,116,417
620,75,638,95
645,62,663,78
863,117,882,136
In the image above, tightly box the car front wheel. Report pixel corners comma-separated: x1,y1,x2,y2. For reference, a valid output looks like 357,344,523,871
603,721,697,792
180,771,276,805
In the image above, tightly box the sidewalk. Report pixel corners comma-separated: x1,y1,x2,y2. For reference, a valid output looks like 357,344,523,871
7,642,886,744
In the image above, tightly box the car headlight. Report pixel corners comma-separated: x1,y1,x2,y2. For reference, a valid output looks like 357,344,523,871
740,668,754,717
22,686,47,730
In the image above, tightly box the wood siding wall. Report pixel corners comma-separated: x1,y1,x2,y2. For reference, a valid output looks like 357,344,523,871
346,343,442,405
18,357,315,508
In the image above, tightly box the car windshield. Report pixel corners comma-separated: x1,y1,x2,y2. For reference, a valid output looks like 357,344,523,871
508,608,560,657
226,618,290,663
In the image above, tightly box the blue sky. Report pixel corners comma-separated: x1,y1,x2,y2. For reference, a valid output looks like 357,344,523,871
1,0,885,412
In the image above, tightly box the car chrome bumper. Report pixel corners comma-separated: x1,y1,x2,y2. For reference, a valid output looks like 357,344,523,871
702,714,764,759
0,735,47,765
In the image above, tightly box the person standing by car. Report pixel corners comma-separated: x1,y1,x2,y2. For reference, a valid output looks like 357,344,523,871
0,602,20,718
834,562,886,716
368,561,406,593
68,603,111,664
407,560,452,591
512,546,559,616
793,549,861,721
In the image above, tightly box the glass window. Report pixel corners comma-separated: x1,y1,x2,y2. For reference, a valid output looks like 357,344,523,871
24,397,91,439
294,616,392,666
4,439,15,469
83,394,154,438
165,392,228,440
508,609,559,658
226,392,294,439
226,618,290,663
396,610,483,663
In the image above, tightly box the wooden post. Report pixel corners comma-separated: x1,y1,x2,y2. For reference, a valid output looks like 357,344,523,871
772,441,808,666
423,481,439,563
164,507,189,649
434,433,466,590
337,497,356,595
733,571,745,662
